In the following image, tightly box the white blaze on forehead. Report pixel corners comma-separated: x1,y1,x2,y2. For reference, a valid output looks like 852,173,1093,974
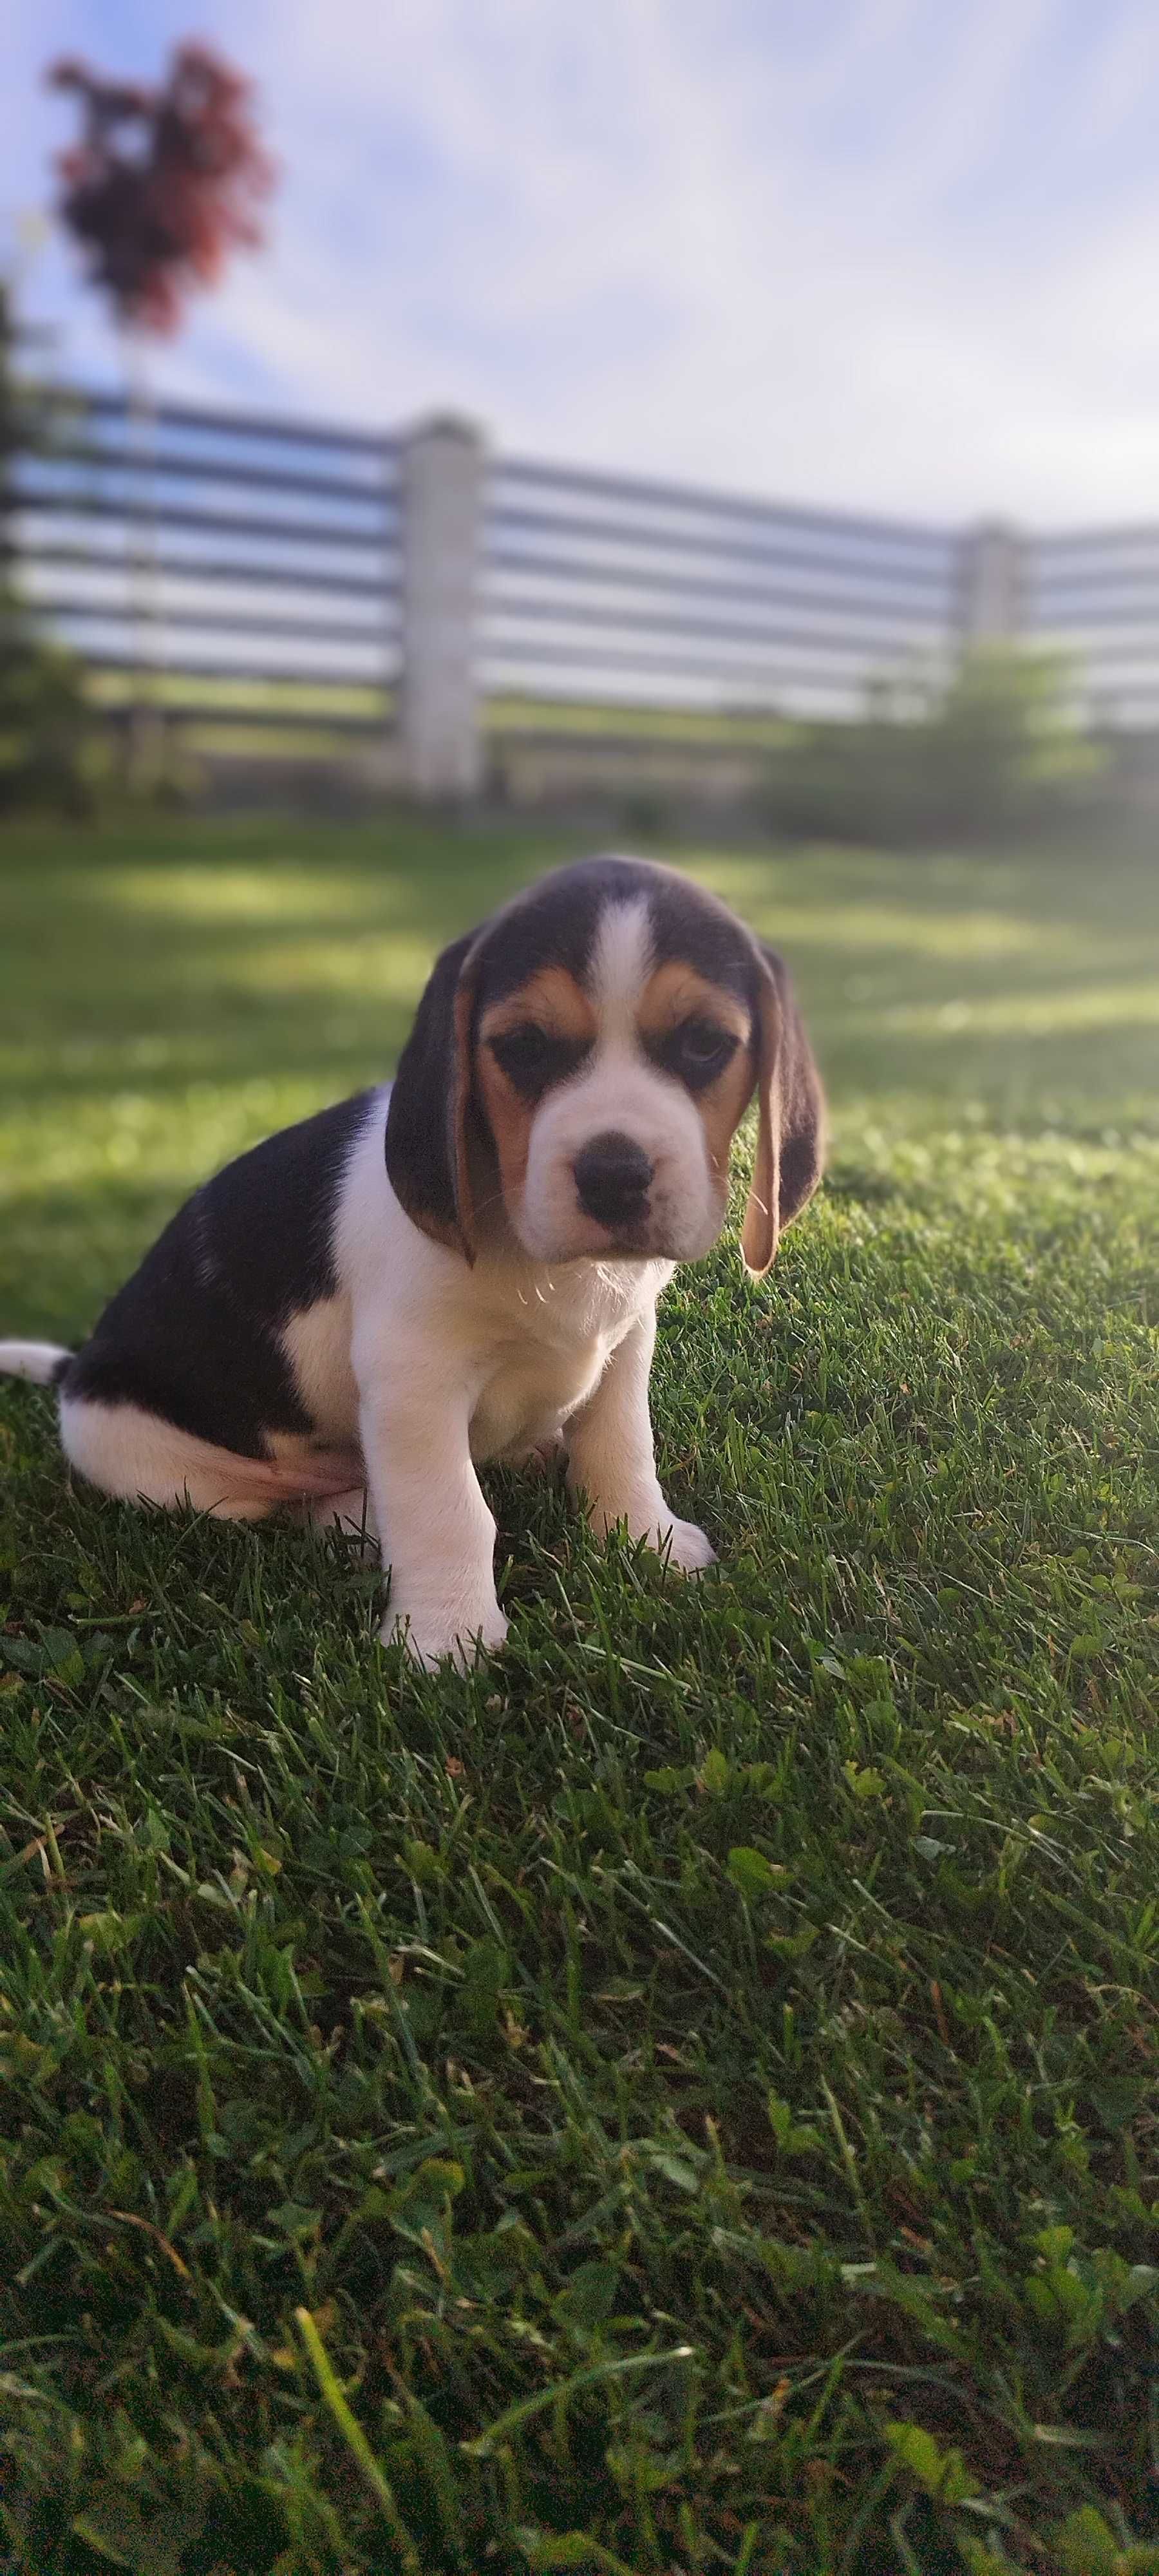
513,882,724,1264
589,895,654,1034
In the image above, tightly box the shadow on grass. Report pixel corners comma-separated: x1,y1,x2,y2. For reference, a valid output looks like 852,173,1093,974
2,815,1158,1337
3,826,1158,1114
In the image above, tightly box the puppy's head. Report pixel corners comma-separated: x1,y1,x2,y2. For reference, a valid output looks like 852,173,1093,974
386,855,824,1272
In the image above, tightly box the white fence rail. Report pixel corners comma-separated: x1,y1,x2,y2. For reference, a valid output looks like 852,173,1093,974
12,390,400,744
8,388,1154,795
483,453,961,720
1026,526,1159,728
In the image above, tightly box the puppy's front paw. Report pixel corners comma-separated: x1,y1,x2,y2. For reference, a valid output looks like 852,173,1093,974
657,1517,717,1575
583,1486,717,1576
381,1597,509,1671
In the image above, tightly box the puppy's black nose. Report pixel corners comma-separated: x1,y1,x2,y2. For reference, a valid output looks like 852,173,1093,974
573,1131,654,1227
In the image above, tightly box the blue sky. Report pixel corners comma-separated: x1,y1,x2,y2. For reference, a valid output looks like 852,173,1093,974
5,0,1159,524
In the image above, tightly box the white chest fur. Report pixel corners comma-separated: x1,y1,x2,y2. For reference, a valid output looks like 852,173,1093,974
333,1091,673,1469
464,1254,672,1463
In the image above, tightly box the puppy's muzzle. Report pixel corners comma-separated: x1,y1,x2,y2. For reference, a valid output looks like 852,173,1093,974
572,1131,654,1230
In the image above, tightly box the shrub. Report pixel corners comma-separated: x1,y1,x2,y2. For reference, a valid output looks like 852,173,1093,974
0,613,93,814
765,644,1105,847
0,280,93,814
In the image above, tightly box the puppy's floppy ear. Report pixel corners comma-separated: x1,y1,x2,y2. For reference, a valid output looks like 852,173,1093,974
740,943,825,1278
385,929,487,1261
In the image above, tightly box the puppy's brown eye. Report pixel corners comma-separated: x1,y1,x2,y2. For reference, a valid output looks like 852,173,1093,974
491,1024,551,1077
488,1025,589,1095
659,1019,739,1089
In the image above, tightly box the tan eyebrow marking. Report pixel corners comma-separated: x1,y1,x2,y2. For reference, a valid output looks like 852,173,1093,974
636,962,751,1043
480,966,598,1047
638,962,757,1177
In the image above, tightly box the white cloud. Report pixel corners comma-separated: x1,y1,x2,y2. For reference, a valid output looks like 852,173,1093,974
8,0,1159,524
1081,3,1159,153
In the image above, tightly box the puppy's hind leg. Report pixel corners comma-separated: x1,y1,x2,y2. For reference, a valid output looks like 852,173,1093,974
61,1394,294,1520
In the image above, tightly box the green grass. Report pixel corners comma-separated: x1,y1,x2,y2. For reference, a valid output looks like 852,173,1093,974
84,672,788,764
1,811,1157,2576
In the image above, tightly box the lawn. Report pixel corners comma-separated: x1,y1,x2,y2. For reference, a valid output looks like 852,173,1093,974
0,811,1156,2576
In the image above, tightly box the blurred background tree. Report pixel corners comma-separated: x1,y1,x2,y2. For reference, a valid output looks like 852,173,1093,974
46,44,274,784
765,643,1104,848
0,278,90,813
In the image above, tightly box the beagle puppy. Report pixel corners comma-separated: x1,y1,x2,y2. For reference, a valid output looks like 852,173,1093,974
0,855,824,1667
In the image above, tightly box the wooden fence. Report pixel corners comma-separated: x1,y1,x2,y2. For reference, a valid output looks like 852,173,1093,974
9,384,1156,798
482,453,961,717
13,390,400,761
1027,525,1159,730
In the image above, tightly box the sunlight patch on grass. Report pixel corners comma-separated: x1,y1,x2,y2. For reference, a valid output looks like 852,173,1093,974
95,864,409,927
230,934,438,999
697,876,1123,965
88,670,388,719
0,1078,344,1198
484,694,790,745
1,815,1158,2573
880,977,1159,1037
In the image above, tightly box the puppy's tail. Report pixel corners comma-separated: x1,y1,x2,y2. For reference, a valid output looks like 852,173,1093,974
0,1340,71,1385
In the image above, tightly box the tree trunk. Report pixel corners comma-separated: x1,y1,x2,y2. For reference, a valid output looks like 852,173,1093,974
122,327,164,788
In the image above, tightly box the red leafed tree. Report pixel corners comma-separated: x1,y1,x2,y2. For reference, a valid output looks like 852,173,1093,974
48,44,274,334
47,44,274,778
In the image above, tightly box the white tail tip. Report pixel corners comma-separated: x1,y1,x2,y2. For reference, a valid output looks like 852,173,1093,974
0,1340,70,1385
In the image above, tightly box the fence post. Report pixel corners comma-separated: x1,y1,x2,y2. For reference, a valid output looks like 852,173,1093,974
957,518,1023,651
398,411,485,799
